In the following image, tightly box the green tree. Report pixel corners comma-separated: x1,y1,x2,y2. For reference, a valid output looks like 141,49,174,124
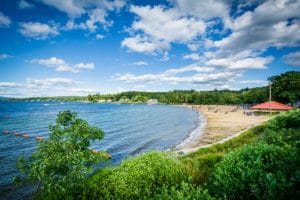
241,87,269,104
269,71,300,105
132,94,148,102
14,110,106,199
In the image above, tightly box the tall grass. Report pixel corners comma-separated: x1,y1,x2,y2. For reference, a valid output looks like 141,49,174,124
179,123,267,185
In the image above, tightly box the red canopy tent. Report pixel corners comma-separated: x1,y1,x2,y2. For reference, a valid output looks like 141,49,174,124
251,101,293,111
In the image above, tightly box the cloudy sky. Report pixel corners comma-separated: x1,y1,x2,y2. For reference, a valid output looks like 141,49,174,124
0,0,299,97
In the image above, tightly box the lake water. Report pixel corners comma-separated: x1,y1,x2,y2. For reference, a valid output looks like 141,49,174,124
0,101,201,199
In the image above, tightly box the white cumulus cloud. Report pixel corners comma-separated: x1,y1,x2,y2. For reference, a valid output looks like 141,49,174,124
40,0,84,18
41,0,126,33
183,53,201,61
0,78,103,97
206,56,273,70
86,8,111,32
56,65,79,73
19,22,58,40
74,62,95,69
283,51,300,67
30,57,65,66
122,5,205,54
116,71,239,85
115,63,227,85
122,35,169,54
170,0,229,21
30,57,95,73
213,0,300,56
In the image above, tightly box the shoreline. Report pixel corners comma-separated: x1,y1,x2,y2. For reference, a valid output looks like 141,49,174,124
175,110,207,150
175,105,270,154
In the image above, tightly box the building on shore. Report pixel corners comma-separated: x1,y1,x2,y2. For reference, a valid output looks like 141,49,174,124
147,99,158,104
251,101,293,111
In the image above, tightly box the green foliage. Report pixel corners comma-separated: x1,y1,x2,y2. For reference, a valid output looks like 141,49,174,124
266,109,300,131
259,128,300,152
181,153,224,185
152,182,214,200
240,87,269,104
209,143,299,199
14,110,106,199
180,124,266,185
85,151,189,199
259,109,300,154
269,71,300,104
85,89,246,105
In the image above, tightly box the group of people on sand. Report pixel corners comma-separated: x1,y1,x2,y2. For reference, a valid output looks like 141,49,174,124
178,104,271,153
190,105,257,116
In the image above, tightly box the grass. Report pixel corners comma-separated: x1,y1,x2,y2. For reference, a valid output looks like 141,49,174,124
179,123,268,185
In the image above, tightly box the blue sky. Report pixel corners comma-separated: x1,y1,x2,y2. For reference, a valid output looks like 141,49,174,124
0,0,299,97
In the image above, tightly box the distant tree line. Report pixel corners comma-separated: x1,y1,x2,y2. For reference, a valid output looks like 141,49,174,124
7,71,300,105
7,96,87,102
87,89,268,105
87,71,299,105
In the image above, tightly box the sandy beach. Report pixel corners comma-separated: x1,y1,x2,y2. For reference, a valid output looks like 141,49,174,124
176,105,271,153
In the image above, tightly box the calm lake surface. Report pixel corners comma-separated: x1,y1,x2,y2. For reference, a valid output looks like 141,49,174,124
0,101,200,199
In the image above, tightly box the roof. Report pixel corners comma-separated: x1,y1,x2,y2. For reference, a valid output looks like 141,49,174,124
251,101,293,110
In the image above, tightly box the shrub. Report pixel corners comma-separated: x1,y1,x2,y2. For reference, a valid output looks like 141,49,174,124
85,151,188,199
267,109,300,131
152,182,214,200
209,143,299,199
259,127,300,148
182,153,223,185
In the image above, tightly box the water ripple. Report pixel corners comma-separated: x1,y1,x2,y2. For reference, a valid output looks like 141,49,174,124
0,102,199,199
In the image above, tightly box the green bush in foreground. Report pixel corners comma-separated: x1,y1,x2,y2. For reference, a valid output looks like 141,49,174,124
209,143,299,199
85,151,189,199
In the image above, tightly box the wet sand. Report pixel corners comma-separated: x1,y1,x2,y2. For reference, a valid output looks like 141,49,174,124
177,105,270,154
